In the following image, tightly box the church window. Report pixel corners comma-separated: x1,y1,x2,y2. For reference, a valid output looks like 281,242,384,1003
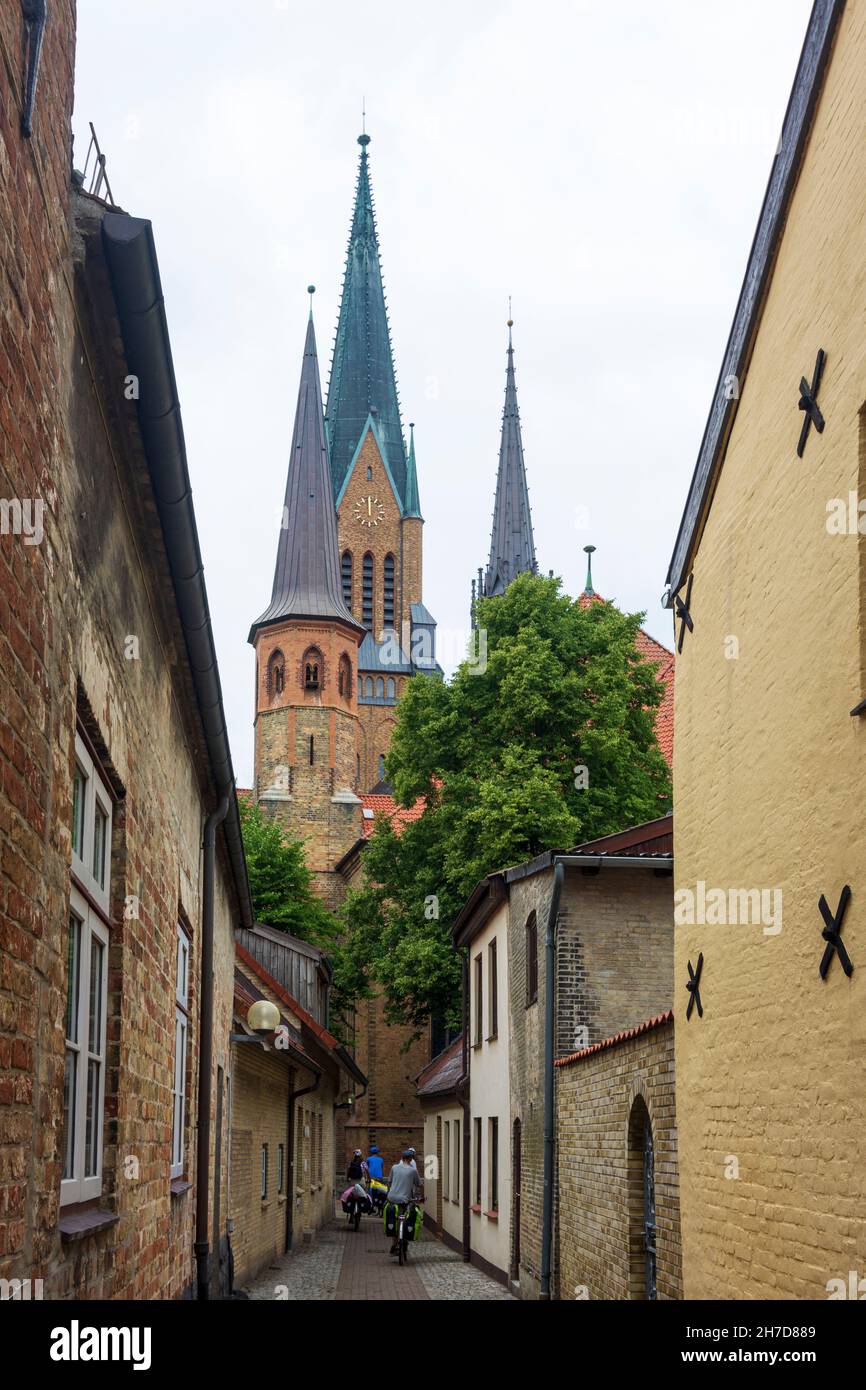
362,553,374,628
268,650,285,697
366,465,373,481
383,553,395,628
338,653,352,700
302,647,323,691
365,677,374,698
386,677,396,699
378,753,386,781
341,551,353,613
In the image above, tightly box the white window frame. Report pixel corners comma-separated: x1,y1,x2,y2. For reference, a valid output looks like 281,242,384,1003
171,925,191,1179
61,885,109,1207
443,1120,450,1200
71,732,112,917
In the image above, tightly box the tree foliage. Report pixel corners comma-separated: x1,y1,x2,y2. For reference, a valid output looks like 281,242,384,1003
333,574,672,1034
238,797,338,949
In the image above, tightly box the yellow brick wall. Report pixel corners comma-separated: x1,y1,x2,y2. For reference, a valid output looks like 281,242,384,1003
673,1,866,1300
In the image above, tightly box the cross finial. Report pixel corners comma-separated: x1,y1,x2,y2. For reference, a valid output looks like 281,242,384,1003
583,544,596,594
307,284,316,318
507,295,513,348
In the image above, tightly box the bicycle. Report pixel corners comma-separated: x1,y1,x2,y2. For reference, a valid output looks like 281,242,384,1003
390,1196,425,1265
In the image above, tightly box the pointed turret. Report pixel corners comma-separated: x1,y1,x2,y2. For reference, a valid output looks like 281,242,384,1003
403,421,422,518
250,304,363,642
484,318,537,597
326,134,408,508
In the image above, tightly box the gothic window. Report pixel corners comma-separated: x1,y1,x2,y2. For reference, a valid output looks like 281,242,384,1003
375,677,385,699
268,650,285,697
383,553,395,628
378,753,386,782
341,550,353,613
338,653,352,700
386,677,396,699
366,465,373,481
302,647,323,691
362,553,374,628
365,677,374,698
525,911,538,1006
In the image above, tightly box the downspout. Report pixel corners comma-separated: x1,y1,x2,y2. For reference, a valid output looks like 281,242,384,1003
540,858,564,1301
458,951,471,1263
195,791,230,1301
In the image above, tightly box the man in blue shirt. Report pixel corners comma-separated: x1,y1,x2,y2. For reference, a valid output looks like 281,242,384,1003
365,1144,384,1183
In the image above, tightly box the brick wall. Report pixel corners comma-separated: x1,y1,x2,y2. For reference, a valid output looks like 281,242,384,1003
556,1018,681,1300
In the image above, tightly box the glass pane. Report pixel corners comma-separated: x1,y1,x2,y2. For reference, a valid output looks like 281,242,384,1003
62,1050,76,1180
65,915,80,1043
85,1057,100,1176
92,804,107,888
72,764,86,859
88,937,104,1055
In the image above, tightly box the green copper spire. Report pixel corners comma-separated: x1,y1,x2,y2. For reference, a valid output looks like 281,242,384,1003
583,544,596,593
326,134,408,508
403,421,421,518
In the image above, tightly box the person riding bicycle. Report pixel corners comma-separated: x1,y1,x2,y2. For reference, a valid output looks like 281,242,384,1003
365,1144,384,1183
346,1149,366,1182
385,1150,423,1254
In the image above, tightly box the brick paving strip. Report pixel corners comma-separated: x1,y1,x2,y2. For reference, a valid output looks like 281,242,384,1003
334,1219,429,1301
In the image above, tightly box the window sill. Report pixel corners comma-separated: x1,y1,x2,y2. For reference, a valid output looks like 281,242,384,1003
486,1033,498,1044
170,1179,193,1198
471,1040,482,1051
470,1203,481,1215
450,1197,460,1205
278,1195,286,1205
261,1200,270,1209
59,1208,119,1243
484,1209,499,1221
526,999,538,1010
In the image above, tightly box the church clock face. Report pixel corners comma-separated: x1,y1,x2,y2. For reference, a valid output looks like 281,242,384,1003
353,494,386,528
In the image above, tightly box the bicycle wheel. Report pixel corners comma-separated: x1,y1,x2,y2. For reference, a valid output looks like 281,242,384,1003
397,1224,405,1265
353,1208,361,1232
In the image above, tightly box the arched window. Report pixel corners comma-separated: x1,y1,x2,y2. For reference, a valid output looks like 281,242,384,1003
362,553,374,628
375,677,385,699
341,550,353,613
627,1097,657,1299
268,650,285,698
365,676,374,698
338,653,352,700
302,647,323,691
525,912,538,1006
383,553,395,628
365,465,373,481
377,753,386,782
386,677,396,699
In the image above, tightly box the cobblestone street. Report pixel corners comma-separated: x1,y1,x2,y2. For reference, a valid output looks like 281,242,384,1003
242,1210,515,1302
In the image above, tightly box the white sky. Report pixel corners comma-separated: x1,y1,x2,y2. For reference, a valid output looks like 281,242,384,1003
73,0,813,786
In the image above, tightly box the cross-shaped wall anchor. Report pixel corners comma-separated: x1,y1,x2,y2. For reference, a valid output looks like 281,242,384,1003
796,348,826,458
675,574,694,654
818,885,854,979
685,952,703,1020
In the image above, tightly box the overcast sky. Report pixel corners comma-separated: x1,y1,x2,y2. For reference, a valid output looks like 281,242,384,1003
73,0,812,786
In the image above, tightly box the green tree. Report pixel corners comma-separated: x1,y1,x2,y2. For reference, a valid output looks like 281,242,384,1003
238,797,338,949
334,573,671,1033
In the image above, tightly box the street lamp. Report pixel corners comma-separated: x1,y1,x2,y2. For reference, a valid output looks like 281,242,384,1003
231,999,281,1043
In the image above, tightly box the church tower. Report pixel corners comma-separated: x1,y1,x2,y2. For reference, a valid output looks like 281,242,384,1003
478,318,537,605
327,133,440,791
249,303,366,908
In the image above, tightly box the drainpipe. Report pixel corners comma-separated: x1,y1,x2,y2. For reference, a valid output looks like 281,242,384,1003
540,858,564,1301
195,791,230,1301
457,950,471,1263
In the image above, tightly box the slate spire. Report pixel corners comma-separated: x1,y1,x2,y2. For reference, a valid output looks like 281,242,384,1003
326,133,408,507
404,421,421,518
485,318,537,597
250,305,363,641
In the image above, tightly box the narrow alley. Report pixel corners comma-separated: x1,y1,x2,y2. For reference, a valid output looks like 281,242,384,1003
242,1211,514,1302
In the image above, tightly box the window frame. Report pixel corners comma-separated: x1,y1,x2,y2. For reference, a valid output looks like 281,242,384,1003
526,911,538,1007
488,937,498,1039
473,1116,482,1208
61,885,109,1207
277,1143,285,1194
473,953,483,1046
71,732,113,917
261,1143,269,1201
488,1116,499,1214
171,924,191,1179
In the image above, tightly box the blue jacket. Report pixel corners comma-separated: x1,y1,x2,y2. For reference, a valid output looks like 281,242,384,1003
366,1153,384,1181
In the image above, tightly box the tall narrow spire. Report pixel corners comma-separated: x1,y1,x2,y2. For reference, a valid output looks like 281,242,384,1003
250,306,362,641
326,133,407,507
404,421,421,518
485,317,537,597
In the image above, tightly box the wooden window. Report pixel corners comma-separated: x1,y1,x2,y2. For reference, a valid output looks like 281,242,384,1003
310,1112,318,1188
526,911,538,1007
317,1114,323,1183
443,1120,450,1200
171,925,191,1178
296,1109,305,1190
474,953,483,1045
453,1119,460,1200
277,1143,285,1194
341,550,353,612
488,1117,499,1213
261,1144,268,1200
473,1118,482,1207
383,553,395,628
63,733,112,1207
488,938,498,1039
362,553,374,628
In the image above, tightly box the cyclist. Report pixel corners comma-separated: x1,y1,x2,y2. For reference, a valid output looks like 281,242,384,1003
385,1150,423,1254
346,1149,365,1182
365,1144,384,1183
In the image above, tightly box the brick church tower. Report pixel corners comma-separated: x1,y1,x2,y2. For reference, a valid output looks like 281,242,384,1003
249,307,366,907
327,133,440,791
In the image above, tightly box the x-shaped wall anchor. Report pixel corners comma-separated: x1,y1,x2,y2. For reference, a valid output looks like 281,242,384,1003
818,885,854,979
796,348,826,458
675,574,694,654
685,952,704,1020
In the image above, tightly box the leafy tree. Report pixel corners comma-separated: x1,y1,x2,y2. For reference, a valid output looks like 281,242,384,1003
334,573,671,1033
238,796,338,949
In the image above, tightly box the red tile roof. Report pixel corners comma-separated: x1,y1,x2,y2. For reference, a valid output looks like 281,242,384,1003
415,1035,464,1097
360,792,425,838
580,590,674,766
555,1010,674,1068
